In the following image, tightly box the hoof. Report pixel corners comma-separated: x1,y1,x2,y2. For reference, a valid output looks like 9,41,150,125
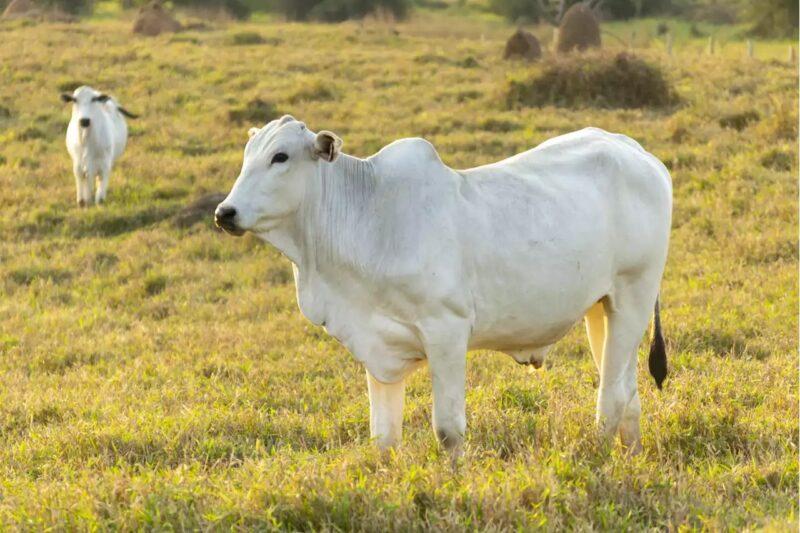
435,427,464,452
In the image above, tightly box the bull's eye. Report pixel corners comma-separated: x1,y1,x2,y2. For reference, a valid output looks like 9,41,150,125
271,152,289,164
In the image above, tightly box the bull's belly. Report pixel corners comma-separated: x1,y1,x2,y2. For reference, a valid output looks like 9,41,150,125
465,246,611,353
467,311,581,369
468,314,578,352
466,279,604,353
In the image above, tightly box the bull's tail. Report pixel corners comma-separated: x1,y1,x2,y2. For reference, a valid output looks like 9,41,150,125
648,297,667,389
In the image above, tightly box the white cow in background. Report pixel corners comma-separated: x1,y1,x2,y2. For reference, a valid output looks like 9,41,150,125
216,115,672,456
61,86,137,206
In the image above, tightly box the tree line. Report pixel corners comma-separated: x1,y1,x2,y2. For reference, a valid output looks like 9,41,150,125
25,0,799,39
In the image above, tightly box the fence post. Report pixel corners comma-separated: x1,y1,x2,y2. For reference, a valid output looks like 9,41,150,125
789,45,796,65
666,33,673,56
707,36,715,55
746,40,753,59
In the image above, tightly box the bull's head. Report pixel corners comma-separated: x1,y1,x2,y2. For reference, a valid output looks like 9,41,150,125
60,85,138,128
215,115,342,237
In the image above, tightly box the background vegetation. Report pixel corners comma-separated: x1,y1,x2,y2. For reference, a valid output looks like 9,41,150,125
5,0,800,37
0,1,797,529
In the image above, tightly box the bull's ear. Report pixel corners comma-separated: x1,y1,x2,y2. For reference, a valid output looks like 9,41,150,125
314,130,342,162
60,93,75,103
248,127,260,138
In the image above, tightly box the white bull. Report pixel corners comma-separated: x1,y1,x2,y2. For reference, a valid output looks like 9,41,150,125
61,86,137,206
216,115,672,455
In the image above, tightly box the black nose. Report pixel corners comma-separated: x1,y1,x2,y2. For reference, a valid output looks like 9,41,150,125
79,118,90,128
214,205,238,232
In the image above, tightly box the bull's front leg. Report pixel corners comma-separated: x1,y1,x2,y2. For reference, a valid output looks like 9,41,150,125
423,322,469,457
366,370,405,449
72,161,87,207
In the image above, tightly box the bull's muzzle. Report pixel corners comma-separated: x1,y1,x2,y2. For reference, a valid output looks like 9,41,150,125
214,204,244,236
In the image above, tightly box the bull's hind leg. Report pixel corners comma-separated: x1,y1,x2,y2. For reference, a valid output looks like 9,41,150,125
95,162,111,204
596,281,658,453
83,161,96,206
584,300,606,372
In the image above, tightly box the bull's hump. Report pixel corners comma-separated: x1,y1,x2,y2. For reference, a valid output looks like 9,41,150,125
370,137,452,184
372,137,444,167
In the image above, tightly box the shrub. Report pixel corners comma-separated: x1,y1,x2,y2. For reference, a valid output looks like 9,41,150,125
760,149,794,171
227,31,265,45
143,273,167,296
505,52,678,109
277,0,410,22
718,111,759,131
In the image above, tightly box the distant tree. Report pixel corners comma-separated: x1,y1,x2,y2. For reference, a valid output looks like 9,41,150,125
41,0,92,14
278,0,410,22
124,0,251,19
745,0,798,38
542,0,675,22
488,0,545,23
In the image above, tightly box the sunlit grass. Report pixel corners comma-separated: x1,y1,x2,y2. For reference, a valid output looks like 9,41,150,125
0,10,797,530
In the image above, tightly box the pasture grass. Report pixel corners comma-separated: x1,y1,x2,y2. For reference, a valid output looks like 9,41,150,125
0,10,797,530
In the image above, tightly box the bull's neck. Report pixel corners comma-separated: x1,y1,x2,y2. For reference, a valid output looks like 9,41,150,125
261,153,378,274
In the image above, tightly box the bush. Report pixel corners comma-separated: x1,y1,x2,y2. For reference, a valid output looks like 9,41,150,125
760,149,794,171
505,52,678,109
277,0,409,22
719,110,759,131
227,31,265,45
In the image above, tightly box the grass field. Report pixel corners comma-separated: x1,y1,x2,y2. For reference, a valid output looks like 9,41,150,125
0,8,797,530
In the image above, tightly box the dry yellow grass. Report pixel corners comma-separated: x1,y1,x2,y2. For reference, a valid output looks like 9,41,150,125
0,11,797,530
